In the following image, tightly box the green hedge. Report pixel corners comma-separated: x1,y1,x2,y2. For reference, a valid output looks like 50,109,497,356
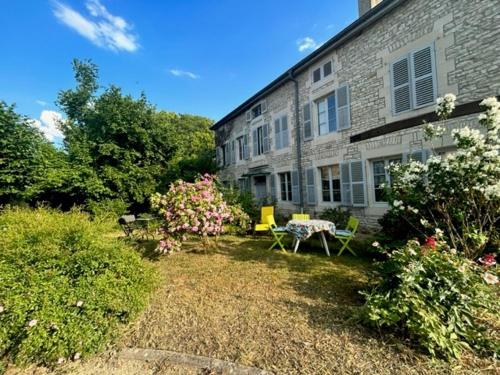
0,208,155,367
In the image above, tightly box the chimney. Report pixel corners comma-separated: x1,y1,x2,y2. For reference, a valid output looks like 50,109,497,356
358,0,383,17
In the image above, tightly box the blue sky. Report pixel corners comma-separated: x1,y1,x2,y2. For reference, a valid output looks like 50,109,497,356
0,0,357,141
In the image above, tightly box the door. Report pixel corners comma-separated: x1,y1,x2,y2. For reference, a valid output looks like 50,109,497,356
254,175,268,203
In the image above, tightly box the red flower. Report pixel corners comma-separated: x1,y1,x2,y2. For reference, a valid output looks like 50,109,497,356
478,253,496,267
423,236,437,249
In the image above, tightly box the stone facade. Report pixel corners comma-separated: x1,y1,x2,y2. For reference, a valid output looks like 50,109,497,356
213,0,500,229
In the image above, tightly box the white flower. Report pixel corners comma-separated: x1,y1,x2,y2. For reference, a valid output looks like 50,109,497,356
408,248,417,256
372,241,380,248
57,357,65,364
28,319,38,327
0,305,4,313
482,272,498,285
74,352,81,360
420,218,429,227
450,248,457,255
76,300,84,307
435,228,444,238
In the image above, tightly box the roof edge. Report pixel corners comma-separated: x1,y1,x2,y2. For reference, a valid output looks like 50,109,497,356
211,0,407,130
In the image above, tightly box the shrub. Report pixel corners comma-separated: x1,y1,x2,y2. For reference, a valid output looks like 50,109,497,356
385,95,500,258
0,208,155,367
361,235,499,359
151,174,249,253
86,198,129,221
319,207,351,229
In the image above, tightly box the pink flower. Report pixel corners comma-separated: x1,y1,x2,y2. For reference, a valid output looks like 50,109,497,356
478,254,496,267
191,226,199,232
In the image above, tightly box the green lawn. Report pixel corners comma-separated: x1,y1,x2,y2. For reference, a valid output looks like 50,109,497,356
10,235,496,375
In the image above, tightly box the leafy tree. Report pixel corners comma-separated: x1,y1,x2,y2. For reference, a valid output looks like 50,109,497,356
155,111,216,186
57,59,175,211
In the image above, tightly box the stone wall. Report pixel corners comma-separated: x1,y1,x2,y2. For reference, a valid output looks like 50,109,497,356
216,0,500,229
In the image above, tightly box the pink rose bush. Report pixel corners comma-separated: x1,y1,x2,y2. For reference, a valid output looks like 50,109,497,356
151,174,249,253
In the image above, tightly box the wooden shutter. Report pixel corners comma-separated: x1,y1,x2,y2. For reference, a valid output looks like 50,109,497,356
336,84,350,130
411,45,436,108
391,56,411,114
303,102,312,140
291,171,299,204
281,116,289,148
350,160,366,207
340,162,352,206
270,174,276,201
274,118,282,150
306,168,316,205
263,124,270,153
252,129,258,156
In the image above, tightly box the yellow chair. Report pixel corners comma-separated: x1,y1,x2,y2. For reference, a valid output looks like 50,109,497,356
292,213,310,220
254,206,274,232
334,216,359,256
267,215,288,251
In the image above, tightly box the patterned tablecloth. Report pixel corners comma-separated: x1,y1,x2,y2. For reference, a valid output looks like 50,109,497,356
285,219,336,241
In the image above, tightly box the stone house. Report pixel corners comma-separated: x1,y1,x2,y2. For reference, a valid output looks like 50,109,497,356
211,0,500,228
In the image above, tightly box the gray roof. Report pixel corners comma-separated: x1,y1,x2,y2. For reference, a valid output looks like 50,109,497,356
211,0,406,130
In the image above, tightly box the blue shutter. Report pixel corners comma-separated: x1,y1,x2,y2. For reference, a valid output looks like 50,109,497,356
411,45,436,108
281,116,289,147
391,57,411,114
327,94,337,132
274,118,282,150
243,134,250,159
270,174,276,201
336,85,350,130
306,168,316,205
291,171,299,204
340,162,351,206
263,124,270,153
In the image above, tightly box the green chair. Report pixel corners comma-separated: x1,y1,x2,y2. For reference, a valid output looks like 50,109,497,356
267,215,288,251
334,216,359,256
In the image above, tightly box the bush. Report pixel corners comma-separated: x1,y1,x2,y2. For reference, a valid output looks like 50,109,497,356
0,208,155,367
385,95,500,258
361,235,499,359
86,198,129,221
151,174,249,253
319,207,351,229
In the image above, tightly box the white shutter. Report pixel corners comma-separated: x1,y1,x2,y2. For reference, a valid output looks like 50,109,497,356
246,110,252,122
252,129,258,156
336,84,351,130
281,116,289,148
243,134,249,159
340,162,352,206
270,174,276,201
291,171,299,204
303,102,312,140
306,168,316,205
263,124,270,153
350,160,366,207
391,56,412,114
274,118,282,150
411,45,436,108
261,99,268,113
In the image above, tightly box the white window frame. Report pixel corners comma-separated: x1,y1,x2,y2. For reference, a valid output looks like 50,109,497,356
316,92,336,136
371,156,403,203
279,172,292,201
311,58,334,85
319,165,342,203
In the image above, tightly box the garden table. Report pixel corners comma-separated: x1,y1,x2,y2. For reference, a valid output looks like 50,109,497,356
285,219,336,256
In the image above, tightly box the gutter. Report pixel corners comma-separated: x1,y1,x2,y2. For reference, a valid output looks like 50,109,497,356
288,70,304,211
211,0,407,130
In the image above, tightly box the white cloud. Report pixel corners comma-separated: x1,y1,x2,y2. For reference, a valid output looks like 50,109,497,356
296,37,322,52
53,0,138,52
30,110,64,142
36,100,47,106
169,69,200,79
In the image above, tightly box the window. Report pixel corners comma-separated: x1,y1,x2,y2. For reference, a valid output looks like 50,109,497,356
252,124,270,156
236,135,249,160
340,160,367,207
320,165,341,202
303,102,312,140
391,44,436,114
274,115,289,150
222,144,228,166
312,60,334,84
279,172,292,201
238,177,249,192
317,93,337,135
372,157,402,202
252,104,262,119
246,100,267,121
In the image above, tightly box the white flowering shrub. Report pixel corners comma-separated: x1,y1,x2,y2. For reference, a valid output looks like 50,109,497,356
387,95,500,259
362,233,499,359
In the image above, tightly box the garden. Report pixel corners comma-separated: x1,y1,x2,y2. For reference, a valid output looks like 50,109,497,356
0,61,498,374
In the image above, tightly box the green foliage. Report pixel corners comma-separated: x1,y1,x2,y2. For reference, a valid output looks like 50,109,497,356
0,208,155,366
219,185,259,225
361,238,499,359
319,207,351,229
86,198,129,221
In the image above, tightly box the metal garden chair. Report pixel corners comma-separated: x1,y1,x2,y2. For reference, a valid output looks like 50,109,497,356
333,216,359,256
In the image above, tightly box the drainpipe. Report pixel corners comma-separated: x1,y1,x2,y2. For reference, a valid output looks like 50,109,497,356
288,70,304,212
